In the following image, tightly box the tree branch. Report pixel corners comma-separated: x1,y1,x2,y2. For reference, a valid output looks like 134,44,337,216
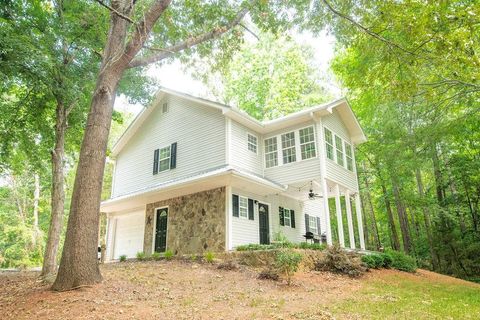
127,5,250,68
321,0,415,55
94,0,135,24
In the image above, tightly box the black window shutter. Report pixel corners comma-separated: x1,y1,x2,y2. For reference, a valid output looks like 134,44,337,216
232,194,239,217
279,207,285,226
290,210,295,228
248,199,254,220
153,149,159,174
316,217,321,235
305,214,310,233
170,142,177,169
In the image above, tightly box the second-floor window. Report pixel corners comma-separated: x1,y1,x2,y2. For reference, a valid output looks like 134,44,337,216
247,133,257,153
264,137,278,168
345,142,353,171
324,128,334,160
281,131,296,164
335,135,344,166
299,126,316,160
159,146,171,172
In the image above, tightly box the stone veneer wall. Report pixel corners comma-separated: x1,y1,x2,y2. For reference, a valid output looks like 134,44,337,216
143,187,226,255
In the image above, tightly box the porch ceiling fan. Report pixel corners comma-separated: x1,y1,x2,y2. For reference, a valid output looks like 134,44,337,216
307,181,323,200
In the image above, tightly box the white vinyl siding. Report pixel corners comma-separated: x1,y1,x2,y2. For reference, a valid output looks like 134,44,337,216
247,133,257,153
231,188,259,247
299,126,316,160
264,137,278,168
281,132,296,164
112,96,225,197
229,121,262,175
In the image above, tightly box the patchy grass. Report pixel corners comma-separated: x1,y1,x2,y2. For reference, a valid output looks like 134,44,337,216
0,260,478,319
330,269,480,319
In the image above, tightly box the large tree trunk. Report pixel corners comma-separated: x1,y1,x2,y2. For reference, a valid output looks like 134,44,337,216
32,173,41,245
380,181,401,250
51,0,136,290
391,179,411,254
51,68,122,291
41,104,67,278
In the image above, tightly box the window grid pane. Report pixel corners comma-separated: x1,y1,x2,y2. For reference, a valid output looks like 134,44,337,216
324,128,334,160
281,132,296,164
264,137,278,168
335,135,344,166
248,134,257,153
239,196,248,218
158,146,171,172
345,142,353,171
309,216,317,233
300,126,316,160
284,209,291,227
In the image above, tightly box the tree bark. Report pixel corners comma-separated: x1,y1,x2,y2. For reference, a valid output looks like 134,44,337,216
41,103,67,278
32,173,41,245
391,178,411,254
415,167,438,270
380,181,401,250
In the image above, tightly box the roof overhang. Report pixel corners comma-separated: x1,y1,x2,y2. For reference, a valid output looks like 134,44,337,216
100,166,286,213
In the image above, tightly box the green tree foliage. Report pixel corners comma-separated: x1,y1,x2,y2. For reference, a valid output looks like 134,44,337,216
220,33,330,120
326,0,480,279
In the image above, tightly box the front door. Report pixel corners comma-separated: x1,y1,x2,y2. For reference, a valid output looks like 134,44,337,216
154,208,168,252
258,203,270,245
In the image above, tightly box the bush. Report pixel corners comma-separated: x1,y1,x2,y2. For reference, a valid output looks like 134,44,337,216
275,249,303,285
315,244,366,277
236,244,273,251
136,251,146,261
361,254,384,269
386,250,417,272
119,255,127,262
382,252,394,268
164,249,174,260
258,268,280,281
297,242,326,251
204,251,215,263
151,252,162,261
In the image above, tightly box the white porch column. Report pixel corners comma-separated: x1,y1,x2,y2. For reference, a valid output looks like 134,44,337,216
355,192,366,250
345,190,355,249
225,185,233,250
320,178,332,245
334,184,345,247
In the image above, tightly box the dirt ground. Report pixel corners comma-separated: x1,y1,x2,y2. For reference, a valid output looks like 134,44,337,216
0,260,477,320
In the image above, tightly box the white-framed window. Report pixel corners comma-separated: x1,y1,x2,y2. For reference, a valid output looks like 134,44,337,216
239,196,248,219
309,216,318,234
281,131,296,164
247,133,257,153
284,208,292,227
345,142,353,171
162,102,169,113
324,128,334,161
159,146,171,172
335,135,344,166
264,137,278,168
299,126,316,160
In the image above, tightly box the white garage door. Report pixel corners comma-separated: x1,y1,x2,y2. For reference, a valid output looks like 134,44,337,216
113,211,145,259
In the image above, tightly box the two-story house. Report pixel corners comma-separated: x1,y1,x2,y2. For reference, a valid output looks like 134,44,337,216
100,88,367,261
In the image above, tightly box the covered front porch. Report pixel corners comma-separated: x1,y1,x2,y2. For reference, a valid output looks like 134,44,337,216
283,178,366,250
